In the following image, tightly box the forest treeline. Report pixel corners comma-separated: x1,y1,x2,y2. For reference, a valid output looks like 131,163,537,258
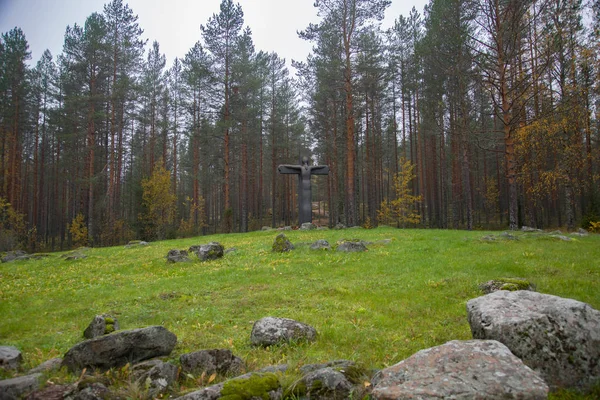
1,0,599,251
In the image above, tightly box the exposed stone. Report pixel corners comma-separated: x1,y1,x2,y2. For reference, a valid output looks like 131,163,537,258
0,373,43,400
224,247,237,254
194,242,224,261
83,314,120,339
302,367,354,400
72,383,111,400
62,326,177,372
336,239,367,252
272,234,294,253
570,228,589,237
166,249,190,263
521,226,542,232
277,226,292,231
550,234,572,241
481,235,497,242
467,290,600,392
28,357,63,374
132,359,178,399
310,240,331,251
0,346,22,370
176,382,224,400
1,250,27,263
61,250,87,260
261,226,273,231
299,360,357,375
24,384,71,400
180,349,244,376
371,340,548,400
300,222,317,230
478,278,535,294
125,240,149,248
334,223,346,230
499,231,519,240
251,317,317,347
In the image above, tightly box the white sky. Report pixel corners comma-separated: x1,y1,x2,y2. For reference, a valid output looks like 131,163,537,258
0,0,428,72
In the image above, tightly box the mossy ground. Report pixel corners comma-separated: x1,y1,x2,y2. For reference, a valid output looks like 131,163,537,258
1,227,599,398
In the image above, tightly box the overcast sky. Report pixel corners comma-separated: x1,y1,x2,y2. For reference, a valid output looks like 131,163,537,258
0,0,428,72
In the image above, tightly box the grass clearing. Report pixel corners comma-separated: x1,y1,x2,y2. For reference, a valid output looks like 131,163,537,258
1,227,599,397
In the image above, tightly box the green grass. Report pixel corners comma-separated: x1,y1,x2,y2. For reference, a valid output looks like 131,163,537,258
1,227,599,397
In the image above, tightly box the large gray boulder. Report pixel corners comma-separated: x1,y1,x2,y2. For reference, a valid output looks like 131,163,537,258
83,314,119,339
180,349,243,376
0,346,22,370
194,242,225,261
371,340,548,400
467,290,600,392
251,317,317,347
62,326,177,372
0,373,43,400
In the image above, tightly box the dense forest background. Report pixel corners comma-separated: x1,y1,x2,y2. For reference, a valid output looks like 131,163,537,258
1,0,599,251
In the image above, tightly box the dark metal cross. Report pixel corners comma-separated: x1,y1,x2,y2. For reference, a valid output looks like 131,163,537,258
278,156,329,225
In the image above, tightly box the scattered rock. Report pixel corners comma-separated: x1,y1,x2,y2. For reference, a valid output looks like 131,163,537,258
28,357,63,374
570,228,589,237
371,340,548,400
1,250,28,263
272,234,294,253
61,250,87,260
336,239,367,252
62,326,177,372
193,242,224,261
0,346,22,370
481,235,497,242
261,226,273,231
0,373,43,400
302,367,354,400
299,222,317,230
550,234,572,241
83,314,120,339
177,370,283,400
132,359,178,399
478,278,535,294
299,360,357,375
24,384,71,400
166,249,190,263
224,247,237,254
549,230,563,235
251,317,317,347
467,290,600,392
334,223,346,230
310,240,331,251
277,226,292,231
72,382,111,400
521,226,542,232
499,231,519,240
125,240,149,248
180,349,244,376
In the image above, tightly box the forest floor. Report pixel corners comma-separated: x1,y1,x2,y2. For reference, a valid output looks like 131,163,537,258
1,227,599,398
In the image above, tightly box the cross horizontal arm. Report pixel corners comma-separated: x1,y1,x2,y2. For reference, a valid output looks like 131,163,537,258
310,166,330,175
277,165,301,174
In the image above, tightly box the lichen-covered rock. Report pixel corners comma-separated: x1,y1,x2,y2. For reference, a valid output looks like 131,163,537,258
467,290,600,392
0,346,22,370
251,317,316,347
1,250,28,263
166,249,190,263
132,359,178,399
180,349,244,376
83,314,120,339
62,326,177,372
336,240,367,252
272,234,294,253
220,372,281,400
0,373,43,400
371,340,548,400
478,278,535,294
302,367,354,400
310,240,331,251
300,222,317,230
194,242,225,261
299,360,357,375
28,357,63,374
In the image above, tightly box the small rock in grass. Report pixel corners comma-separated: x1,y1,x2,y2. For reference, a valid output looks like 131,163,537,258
194,242,225,261
272,234,294,253
166,249,190,263
310,240,331,251
478,278,535,294
83,314,120,339
302,367,354,400
336,239,367,252
180,349,244,375
0,346,22,370
300,222,317,230
0,373,43,400
251,317,316,347
29,358,63,374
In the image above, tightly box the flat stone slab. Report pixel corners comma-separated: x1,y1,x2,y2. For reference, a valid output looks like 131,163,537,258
0,373,43,400
467,290,600,392
371,340,548,400
62,326,177,372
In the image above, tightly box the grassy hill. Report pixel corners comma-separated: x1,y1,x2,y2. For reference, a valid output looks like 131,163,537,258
1,227,599,396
